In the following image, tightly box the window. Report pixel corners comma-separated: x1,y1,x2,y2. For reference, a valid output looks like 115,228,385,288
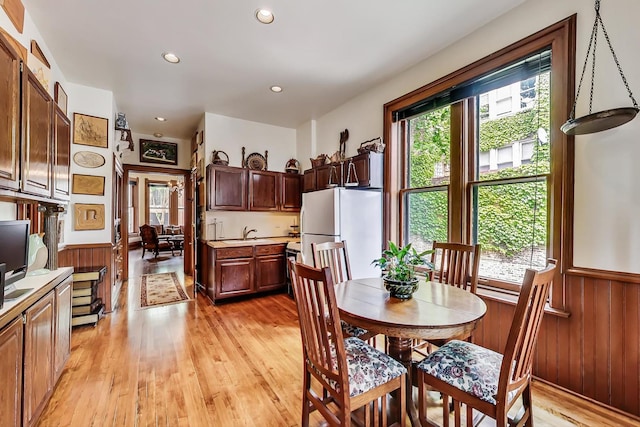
386,17,574,309
147,182,170,226
127,178,138,234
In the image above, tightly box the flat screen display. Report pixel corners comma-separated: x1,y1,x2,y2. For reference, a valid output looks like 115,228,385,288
0,220,30,286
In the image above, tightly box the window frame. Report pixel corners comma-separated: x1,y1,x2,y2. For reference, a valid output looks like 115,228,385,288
383,16,575,311
128,178,139,234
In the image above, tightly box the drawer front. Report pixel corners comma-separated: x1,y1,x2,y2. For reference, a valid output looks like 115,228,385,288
215,246,254,259
255,244,286,256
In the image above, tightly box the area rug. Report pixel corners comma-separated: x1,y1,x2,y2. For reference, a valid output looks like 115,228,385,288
140,272,189,308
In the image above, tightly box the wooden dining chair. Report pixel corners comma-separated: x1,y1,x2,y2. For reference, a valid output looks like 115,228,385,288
312,241,376,342
416,259,557,427
413,242,481,357
288,259,407,427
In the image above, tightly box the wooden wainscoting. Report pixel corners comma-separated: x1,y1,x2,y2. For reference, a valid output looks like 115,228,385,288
474,273,640,419
58,243,119,312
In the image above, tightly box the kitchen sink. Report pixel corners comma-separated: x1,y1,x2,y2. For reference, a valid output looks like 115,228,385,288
220,238,276,245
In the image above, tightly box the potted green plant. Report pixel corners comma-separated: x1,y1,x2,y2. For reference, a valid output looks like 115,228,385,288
373,242,433,299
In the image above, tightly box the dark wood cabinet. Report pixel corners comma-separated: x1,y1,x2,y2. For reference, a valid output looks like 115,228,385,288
207,243,286,303
281,173,302,211
349,152,383,188
52,106,70,200
303,169,315,193
54,278,72,383
255,243,287,291
0,33,21,191
249,170,279,211
207,164,247,210
0,317,23,427
315,163,343,189
23,291,55,427
21,68,53,198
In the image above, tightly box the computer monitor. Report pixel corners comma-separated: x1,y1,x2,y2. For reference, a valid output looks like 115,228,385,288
0,220,31,287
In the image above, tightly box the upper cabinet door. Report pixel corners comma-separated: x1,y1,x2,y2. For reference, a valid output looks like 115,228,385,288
0,34,21,191
21,68,53,197
53,106,71,200
281,173,302,212
249,170,279,211
207,165,248,210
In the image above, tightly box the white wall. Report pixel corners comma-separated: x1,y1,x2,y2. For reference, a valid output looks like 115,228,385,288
299,0,640,274
65,83,116,245
204,113,296,172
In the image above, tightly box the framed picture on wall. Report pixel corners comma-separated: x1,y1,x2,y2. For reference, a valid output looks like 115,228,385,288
73,113,109,148
72,174,105,195
139,139,178,165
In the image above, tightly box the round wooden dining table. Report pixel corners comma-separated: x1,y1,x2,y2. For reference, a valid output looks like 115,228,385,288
334,277,487,427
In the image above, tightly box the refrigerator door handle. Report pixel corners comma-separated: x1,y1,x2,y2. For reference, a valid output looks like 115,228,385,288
300,205,305,234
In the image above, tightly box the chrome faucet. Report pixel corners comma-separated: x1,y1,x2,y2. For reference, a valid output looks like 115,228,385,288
242,226,257,240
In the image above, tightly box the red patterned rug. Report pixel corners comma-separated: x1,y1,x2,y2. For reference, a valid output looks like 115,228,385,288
140,272,189,308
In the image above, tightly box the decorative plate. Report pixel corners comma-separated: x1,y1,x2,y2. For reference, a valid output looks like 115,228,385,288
73,151,106,168
245,152,267,170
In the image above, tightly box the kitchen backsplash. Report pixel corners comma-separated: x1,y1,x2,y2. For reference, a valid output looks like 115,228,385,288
204,211,299,241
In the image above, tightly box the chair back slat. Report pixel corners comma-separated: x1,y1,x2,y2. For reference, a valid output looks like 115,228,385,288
288,259,348,394
312,240,352,283
431,241,480,293
499,259,557,396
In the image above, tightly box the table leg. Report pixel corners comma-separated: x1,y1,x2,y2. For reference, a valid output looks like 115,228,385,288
387,336,420,427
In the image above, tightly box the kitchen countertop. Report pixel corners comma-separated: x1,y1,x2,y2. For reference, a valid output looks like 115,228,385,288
207,236,300,248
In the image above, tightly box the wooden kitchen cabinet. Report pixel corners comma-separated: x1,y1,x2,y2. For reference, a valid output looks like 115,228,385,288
0,33,21,191
23,290,55,427
0,317,23,427
53,105,71,200
255,244,287,291
249,170,279,211
281,173,302,211
315,163,343,189
21,68,53,198
207,164,247,210
348,152,383,189
207,243,287,303
303,169,315,193
54,277,72,383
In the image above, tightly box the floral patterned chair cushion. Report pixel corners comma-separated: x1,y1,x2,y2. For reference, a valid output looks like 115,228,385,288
417,340,507,405
319,337,406,397
340,320,369,339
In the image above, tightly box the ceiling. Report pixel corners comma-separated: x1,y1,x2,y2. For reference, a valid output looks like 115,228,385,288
23,0,525,140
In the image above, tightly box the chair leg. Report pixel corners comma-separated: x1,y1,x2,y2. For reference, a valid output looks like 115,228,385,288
453,399,461,427
521,383,534,427
141,247,145,258
466,404,473,427
301,372,311,427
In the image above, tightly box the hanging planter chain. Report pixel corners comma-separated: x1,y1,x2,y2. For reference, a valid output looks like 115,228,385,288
570,0,638,120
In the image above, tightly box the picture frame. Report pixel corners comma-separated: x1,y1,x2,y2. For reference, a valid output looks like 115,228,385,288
139,139,178,165
73,113,108,148
73,203,105,230
72,174,105,195
54,82,68,115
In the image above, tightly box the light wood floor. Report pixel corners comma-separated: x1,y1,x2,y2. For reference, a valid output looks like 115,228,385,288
36,250,640,426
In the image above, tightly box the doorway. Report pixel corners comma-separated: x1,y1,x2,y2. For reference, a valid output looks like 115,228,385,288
122,164,194,286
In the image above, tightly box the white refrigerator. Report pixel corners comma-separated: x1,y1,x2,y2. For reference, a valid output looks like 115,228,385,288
301,188,382,279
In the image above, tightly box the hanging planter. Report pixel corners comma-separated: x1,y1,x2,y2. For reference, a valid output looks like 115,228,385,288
561,0,639,135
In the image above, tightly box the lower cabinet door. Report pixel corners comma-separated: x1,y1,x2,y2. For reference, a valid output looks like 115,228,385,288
23,291,55,427
54,278,73,382
255,254,286,291
215,258,254,298
0,317,23,427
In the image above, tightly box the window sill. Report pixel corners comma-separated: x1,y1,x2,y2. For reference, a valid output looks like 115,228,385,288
476,287,571,318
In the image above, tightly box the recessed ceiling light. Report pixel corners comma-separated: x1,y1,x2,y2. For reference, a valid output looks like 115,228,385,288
162,52,180,63
155,117,167,122
255,9,274,24
153,132,163,138
270,85,283,93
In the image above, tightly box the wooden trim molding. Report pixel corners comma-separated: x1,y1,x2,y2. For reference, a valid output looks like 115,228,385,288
566,266,640,284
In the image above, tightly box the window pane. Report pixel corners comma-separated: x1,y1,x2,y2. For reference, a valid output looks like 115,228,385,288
408,106,451,187
474,180,547,283
477,71,550,181
149,185,170,226
405,190,448,253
